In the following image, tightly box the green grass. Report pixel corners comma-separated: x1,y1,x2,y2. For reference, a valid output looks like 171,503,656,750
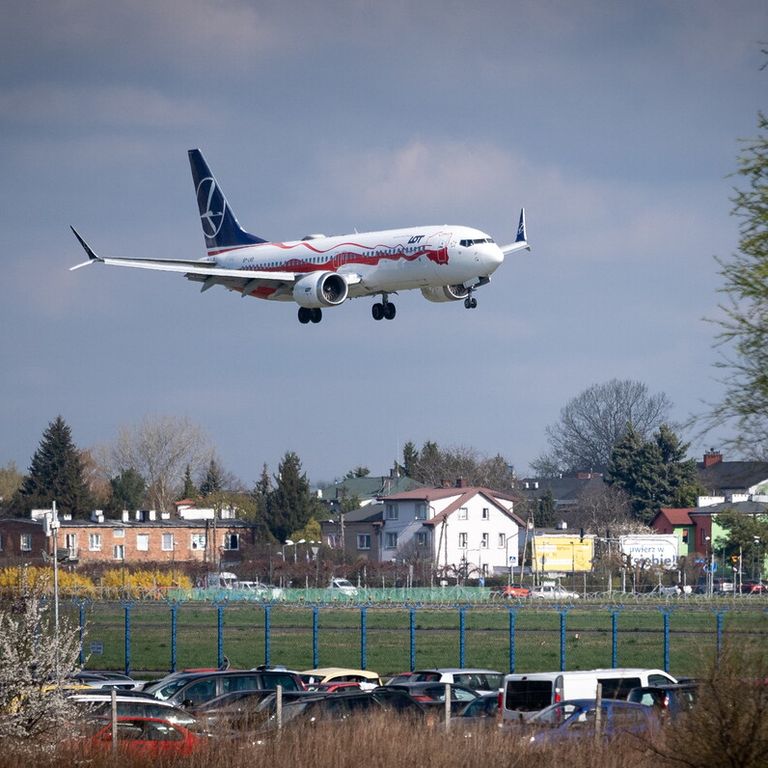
60,600,768,679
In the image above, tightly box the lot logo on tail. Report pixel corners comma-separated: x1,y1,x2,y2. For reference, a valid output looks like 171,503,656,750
196,177,226,238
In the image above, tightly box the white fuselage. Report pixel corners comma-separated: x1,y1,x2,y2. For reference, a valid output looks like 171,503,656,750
213,224,504,300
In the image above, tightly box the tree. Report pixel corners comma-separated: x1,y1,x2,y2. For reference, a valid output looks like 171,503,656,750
266,451,317,544
11,416,92,518
109,467,146,513
533,379,673,474
110,415,210,513
0,590,81,741
709,112,768,454
199,457,225,497
0,462,23,511
715,509,768,579
344,466,370,479
180,464,198,500
402,441,419,478
607,423,700,524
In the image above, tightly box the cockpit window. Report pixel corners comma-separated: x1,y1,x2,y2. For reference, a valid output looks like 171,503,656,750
459,238,494,247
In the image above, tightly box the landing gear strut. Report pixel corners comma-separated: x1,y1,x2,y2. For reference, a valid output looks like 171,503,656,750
372,294,397,321
298,307,323,324
464,289,478,309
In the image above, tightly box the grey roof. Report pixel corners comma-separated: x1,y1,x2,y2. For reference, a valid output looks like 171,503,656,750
340,503,384,524
697,461,768,495
690,500,768,517
319,475,424,502
517,474,606,506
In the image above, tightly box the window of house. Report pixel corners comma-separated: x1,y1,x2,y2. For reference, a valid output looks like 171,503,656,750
458,507,468,520
415,503,427,520
89,533,102,551
161,533,174,552
498,533,506,548
458,532,467,549
416,532,428,547
223,533,239,551
482,507,490,520
113,544,125,560
481,532,489,548
191,533,206,550
65,533,77,551
357,534,371,550
385,532,398,549
385,504,398,520
136,533,149,551
114,528,125,538
20,533,32,552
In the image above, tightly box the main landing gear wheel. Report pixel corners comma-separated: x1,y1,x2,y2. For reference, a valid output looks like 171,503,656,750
464,296,477,309
298,307,323,324
372,298,397,321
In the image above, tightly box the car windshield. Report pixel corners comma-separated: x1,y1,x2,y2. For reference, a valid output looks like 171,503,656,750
150,678,194,701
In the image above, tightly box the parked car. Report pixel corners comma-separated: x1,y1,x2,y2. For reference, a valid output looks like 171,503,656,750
524,699,657,744
188,689,314,730
500,668,677,722
69,671,145,690
74,716,207,757
627,682,698,717
399,668,504,694
738,581,767,595
145,669,305,708
490,585,531,599
233,581,284,600
300,667,382,690
328,578,358,597
529,583,580,600
380,682,480,707
69,692,202,729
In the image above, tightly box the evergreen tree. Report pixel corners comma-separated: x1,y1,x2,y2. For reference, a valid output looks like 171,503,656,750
12,416,92,518
537,489,558,528
199,458,224,497
402,441,419,477
109,468,146,513
607,423,699,524
267,451,316,543
180,464,198,500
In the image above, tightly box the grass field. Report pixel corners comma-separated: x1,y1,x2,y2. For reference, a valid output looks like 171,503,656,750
59,598,768,679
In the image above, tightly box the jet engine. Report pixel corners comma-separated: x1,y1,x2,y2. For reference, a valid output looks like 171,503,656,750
420,284,471,303
293,271,348,308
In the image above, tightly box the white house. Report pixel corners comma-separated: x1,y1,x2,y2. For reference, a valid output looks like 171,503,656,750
378,485,524,577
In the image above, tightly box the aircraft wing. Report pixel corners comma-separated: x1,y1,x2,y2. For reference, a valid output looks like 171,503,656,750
500,208,531,256
69,227,360,296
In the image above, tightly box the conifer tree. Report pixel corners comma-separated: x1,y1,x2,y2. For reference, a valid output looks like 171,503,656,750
12,416,92,517
199,458,224,497
267,451,316,543
109,467,146,514
180,464,198,500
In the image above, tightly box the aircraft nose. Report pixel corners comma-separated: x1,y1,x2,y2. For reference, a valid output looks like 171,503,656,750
486,245,504,271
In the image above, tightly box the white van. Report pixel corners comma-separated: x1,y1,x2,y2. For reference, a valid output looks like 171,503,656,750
500,668,677,722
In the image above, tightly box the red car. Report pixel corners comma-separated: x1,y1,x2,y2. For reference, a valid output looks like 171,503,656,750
490,585,531,599
81,717,205,757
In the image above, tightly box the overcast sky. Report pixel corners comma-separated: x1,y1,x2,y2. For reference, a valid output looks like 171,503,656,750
2,1,766,489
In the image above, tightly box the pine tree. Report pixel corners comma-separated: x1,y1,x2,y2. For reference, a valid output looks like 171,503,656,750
607,423,699,523
180,464,198,500
12,416,92,518
267,451,316,543
199,458,224,497
109,467,146,514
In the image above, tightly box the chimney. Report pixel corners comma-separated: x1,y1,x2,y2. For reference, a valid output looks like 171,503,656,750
703,450,723,468
90,510,104,523
455,477,464,488
121,510,130,522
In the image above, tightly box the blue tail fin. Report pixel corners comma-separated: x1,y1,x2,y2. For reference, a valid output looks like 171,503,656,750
188,149,267,252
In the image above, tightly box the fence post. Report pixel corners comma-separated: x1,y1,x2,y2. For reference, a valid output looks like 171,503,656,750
360,607,368,670
559,608,568,672
611,609,621,668
264,604,271,667
216,603,225,670
170,602,178,673
123,602,132,677
659,608,671,673
458,607,466,668
409,607,417,672
715,610,725,661
78,600,86,667
312,606,319,668
508,608,518,673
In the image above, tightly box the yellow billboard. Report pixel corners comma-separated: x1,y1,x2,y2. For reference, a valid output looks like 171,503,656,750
532,535,594,573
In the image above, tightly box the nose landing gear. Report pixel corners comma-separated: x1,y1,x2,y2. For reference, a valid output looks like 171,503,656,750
464,290,478,309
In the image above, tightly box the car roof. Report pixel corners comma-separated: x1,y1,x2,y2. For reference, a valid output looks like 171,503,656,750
418,668,502,675
301,667,380,679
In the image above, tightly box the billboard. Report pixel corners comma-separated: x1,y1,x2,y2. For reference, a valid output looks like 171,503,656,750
620,534,679,570
533,535,594,573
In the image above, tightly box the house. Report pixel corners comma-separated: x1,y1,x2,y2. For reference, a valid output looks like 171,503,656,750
650,508,696,558
0,508,255,570
517,472,607,528
697,450,768,497
376,483,524,578
316,471,424,514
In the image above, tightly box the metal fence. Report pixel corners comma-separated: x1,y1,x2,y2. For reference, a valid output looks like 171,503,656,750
59,595,768,681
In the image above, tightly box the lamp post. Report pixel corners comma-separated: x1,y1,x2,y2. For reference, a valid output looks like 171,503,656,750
754,536,762,583
705,536,713,596
49,501,61,678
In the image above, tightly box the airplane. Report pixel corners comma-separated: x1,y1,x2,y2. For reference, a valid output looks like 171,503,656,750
70,149,530,324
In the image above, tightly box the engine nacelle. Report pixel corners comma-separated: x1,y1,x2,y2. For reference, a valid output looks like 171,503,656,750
293,271,349,308
420,284,471,303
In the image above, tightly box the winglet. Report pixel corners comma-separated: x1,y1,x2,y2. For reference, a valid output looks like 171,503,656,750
69,226,103,270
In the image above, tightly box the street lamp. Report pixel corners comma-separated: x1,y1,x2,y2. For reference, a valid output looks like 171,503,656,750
705,536,713,596
754,536,762,583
